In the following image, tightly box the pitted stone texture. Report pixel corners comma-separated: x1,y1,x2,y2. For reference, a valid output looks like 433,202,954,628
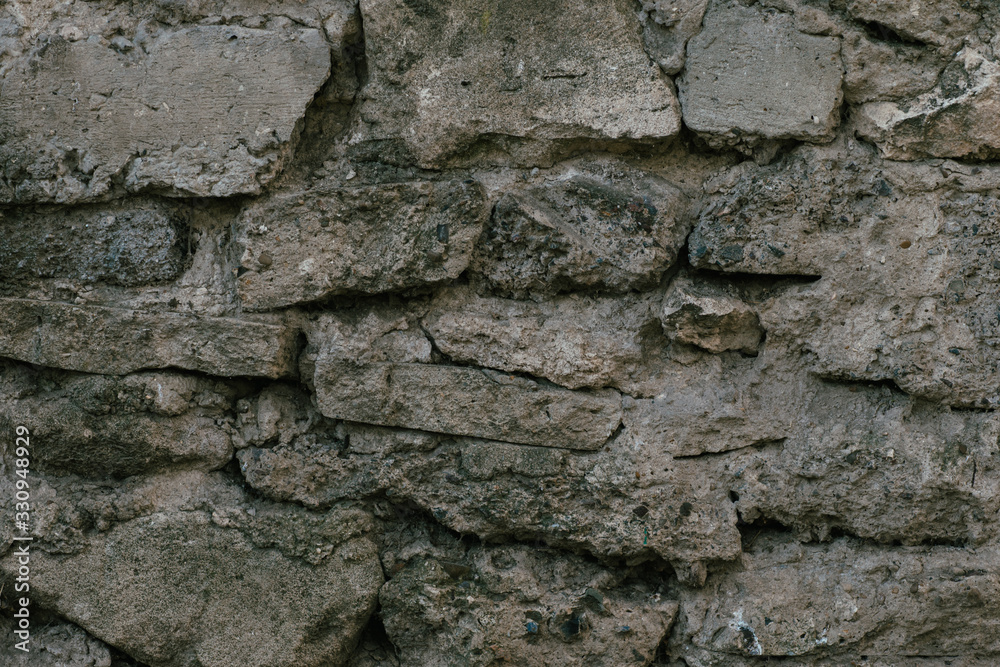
471,170,689,296
689,141,1000,406
678,1,843,147
0,616,112,667
0,299,298,378
352,0,681,167
379,527,677,667
661,272,763,354
312,360,621,450
0,25,329,203
0,471,383,667
842,0,983,50
232,180,488,311
637,0,710,75
0,200,186,290
716,380,1000,548
677,536,1000,662
0,363,236,478
856,48,1000,160
423,286,661,391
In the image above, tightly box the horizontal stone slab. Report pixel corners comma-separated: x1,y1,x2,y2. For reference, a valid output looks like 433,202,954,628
0,25,330,203
233,180,488,311
0,299,298,378
353,0,681,166
311,360,621,450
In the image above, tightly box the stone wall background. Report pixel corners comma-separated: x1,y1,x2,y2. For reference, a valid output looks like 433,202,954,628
1,0,1000,665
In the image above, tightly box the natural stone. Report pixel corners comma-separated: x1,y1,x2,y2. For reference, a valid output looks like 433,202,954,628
0,471,383,667
637,0,711,75
351,0,681,166
689,139,1000,407
0,363,236,478
855,48,1000,160
661,272,763,354
0,200,186,289
678,535,1000,661
0,25,330,203
678,0,843,147
0,298,298,378
423,285,661,391
0,615,112,667
471,169,689,296
311,360,622,449
232,180,488,311
379,526,677,666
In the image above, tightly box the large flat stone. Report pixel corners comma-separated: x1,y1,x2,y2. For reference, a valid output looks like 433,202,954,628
232,180,488,311
0,299,298,378
0,25,330,203
678,1,843,147
423,286,660,391
352,0,681,167
311,359,621,449
0,471,383,667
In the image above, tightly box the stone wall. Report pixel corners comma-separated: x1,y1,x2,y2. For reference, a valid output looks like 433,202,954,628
1,0,999,665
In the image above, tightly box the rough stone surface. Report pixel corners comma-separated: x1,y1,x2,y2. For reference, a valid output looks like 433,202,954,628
379,523,677,666
4,0,1000,665
0,25,330,203
471,167,689,296
661,272,763,354
0,471,383,667
232,180,488,310
0,200,187,290
678,1,843,148
0,298,299,378
351,0,681,167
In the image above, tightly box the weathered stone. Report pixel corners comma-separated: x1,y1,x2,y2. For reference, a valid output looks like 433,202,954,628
0,25,330,203
856,48,1000,160
312,360,621,449
0,364,235,477
352,0,681,167
715,380,1000,547
841,30,948,104
0,298,298,378
842,0,983,50
0,200,186,289
471,170,689,296
0,471,383,667
232,180,488,311
678,1,843,147
0,615,112,667
662,272,763,354
677,536,1000,661
236,398,743,571
380,528,677,667
423,286,660,390
637,0,710,75
690,140,1000,407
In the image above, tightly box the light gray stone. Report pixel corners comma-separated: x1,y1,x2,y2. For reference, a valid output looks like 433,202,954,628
678,1,843,147
351,0,681,167
0,25,330,203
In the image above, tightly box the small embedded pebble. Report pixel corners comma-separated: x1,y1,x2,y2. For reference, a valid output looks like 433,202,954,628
258,251,273,267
